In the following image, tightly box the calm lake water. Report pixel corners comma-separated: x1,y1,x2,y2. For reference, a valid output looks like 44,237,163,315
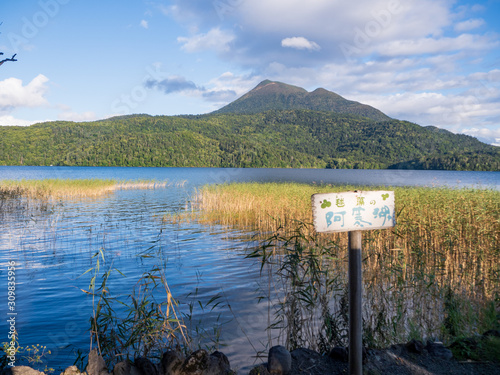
0,167,499,372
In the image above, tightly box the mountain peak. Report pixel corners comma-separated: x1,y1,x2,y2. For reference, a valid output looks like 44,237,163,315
213,80,390,121
247,80,307,96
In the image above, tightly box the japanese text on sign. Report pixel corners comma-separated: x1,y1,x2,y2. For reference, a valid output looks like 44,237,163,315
311,191,395,233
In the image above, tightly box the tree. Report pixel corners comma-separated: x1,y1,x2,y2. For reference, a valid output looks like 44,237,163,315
0,53,17,67
0,22,17,67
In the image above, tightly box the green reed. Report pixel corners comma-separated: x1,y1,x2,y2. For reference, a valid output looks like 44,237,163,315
78,238,229,370
79,245,190,367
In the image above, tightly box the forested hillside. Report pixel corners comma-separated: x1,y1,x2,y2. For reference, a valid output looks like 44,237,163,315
0,110,498,170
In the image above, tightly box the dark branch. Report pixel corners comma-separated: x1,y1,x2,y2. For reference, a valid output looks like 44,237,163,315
0,53,17,67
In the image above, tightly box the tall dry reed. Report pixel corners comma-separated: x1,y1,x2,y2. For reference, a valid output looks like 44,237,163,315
193,182,500,349
0,179,177,200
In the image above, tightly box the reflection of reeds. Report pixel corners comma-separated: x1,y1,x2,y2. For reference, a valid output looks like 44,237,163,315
194,182,500,349
0,178,182,200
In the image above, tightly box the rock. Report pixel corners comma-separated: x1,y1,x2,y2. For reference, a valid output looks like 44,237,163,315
181,349,209,374
112,361,130,375
328,346,348,362
426,341,453,360
87,349,109,375
267,346,291,375
60,366,82,375
291,348,322,372
134,358,158,375
207,351,231,374
179,349,231,375
113,360,141,375
406,339,425,354
2,366,45,375
160,350,185,375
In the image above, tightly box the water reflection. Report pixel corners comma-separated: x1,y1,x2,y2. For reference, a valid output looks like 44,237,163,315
0,188,270,372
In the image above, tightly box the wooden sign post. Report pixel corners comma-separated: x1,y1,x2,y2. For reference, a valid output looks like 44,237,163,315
312,191,396,375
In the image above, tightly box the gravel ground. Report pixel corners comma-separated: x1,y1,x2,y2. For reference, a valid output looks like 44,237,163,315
286,344,500,375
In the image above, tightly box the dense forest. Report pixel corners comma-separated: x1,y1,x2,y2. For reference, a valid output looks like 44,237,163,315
0,110,498,170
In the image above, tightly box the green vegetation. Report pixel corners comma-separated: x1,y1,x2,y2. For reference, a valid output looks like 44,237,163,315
0,110,498,170
451,335,500,362
81,248,189,365
79,246,229,369
1,342,54,373
191,182,500,351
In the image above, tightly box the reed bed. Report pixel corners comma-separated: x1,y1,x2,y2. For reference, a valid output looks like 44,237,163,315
193,182,500,349
0,179,178,200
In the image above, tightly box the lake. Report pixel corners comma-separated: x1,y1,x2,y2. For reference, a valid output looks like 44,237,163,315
1,166,499,372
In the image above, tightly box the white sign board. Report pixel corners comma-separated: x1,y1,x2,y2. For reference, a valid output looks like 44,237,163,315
312,190,395,233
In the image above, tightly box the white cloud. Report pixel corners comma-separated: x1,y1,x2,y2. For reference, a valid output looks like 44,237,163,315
367,92,448,119
0,75,49,109
374,33,498,56
237,0,451,44
461,127,500,146
454,18,485,32
206,72,259,99
0,115,33,126
156,4,171,16
169,0,496,67
140,20,149,29
177,28,235,53
281,37,320,51
57,111,97,122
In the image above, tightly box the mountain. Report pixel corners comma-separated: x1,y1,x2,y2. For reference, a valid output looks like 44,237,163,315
212,80,391,122
0,80,498,171
0,110,498,171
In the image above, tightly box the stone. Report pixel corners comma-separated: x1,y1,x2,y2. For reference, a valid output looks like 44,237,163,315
87,349,109,375
291,348,323,372
181,349,209,374
328,346,348,362
426,341,453,360
160,350,184,375
60,366,82,375
206,351,231,375
178,349,232,375
267,346,291,375
112,360,141,375
1,366,45,375
134,357,158,375
406,339,425,354
112,361,131,375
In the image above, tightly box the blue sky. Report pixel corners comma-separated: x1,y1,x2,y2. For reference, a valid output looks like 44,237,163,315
1,0,499,145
